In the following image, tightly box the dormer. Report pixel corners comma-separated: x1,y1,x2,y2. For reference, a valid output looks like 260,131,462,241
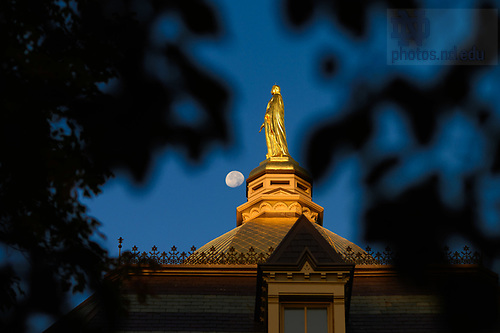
257,215,355,333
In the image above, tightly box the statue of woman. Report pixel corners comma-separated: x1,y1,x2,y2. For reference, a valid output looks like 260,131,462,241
259,85,290,158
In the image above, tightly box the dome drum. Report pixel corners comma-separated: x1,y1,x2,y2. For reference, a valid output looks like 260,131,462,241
239,158,323,226
247,172,312,201
236,196,323,226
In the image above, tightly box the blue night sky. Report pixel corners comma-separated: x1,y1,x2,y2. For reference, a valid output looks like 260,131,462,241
84,1,500,262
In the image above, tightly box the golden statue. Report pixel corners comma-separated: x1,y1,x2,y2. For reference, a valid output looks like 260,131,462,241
259,85,290,158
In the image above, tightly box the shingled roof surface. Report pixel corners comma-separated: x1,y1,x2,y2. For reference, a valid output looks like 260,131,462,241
348,267,500,333
117,275,263,332
194,216,365,257
348,273,446,333
47,265,498,333
46,271,265,333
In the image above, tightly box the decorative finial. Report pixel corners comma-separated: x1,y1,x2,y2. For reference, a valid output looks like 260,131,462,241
259,85,290,159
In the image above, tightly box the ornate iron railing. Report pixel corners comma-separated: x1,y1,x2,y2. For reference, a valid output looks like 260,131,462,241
342,245,482,265
342,246,393,265
120,245,274,265
118,240,482,266
122,245,197,265
443,245,482,265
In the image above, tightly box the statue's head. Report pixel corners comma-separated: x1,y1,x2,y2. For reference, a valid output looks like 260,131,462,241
271,85,281,95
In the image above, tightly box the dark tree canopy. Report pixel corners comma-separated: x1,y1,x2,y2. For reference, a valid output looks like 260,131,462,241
0,0,229,331
284,0,500,331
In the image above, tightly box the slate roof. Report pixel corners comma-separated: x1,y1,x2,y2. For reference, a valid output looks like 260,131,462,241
348,266,500,333
46,268,265,333
348,272,446,333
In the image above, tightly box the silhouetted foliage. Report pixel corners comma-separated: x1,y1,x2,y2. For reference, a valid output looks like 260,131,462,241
285,0,500,331
285,0,418,36
0,0,229,331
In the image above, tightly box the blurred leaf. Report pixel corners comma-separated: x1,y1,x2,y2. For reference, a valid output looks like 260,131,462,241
0,0,230,330
364,157,400,186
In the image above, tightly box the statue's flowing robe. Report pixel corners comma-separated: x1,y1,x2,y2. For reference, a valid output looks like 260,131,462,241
265,93,289,157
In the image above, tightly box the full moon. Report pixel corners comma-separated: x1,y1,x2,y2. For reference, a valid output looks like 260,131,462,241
225,171,244,188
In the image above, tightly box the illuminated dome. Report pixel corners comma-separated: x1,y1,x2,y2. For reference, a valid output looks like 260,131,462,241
195,217,364,256
190,157,365,262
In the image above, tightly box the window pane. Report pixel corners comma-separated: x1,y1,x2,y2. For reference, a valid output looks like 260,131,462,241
306,307,328,333
284,308,305,333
